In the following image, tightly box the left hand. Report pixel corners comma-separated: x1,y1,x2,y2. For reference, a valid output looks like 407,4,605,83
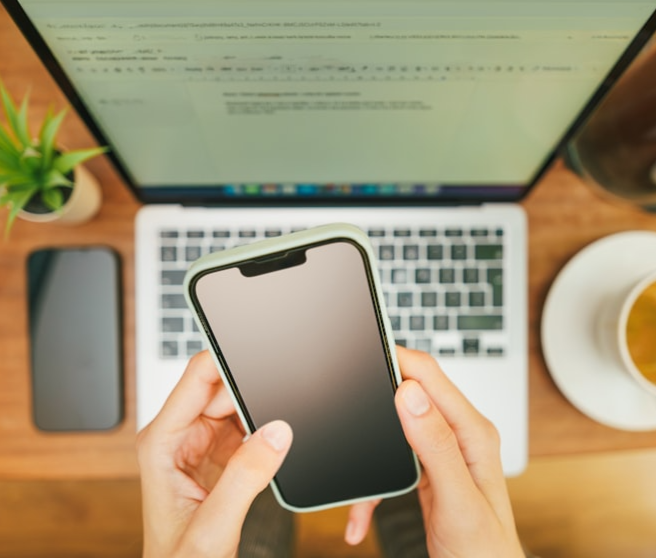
137,351,293,558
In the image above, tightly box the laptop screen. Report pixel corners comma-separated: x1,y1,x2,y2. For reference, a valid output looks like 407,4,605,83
4,0,656,204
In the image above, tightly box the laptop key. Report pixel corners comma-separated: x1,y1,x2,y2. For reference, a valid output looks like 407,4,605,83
427,244,444,260
161,340,179,358
476,244,503,260
445,291,461,307
162,294,187,309
403,245,420,260
457,314,503,330
433,315,449,330
463,338,480,355
392,269,408,283
162,317,184,332
379,245,395,260
451,244,468,260
186,340,204,356
487,268,504,306
421,292,438,307
161,270,186,286
415,268,431,284
463,268,479,283
397,292,414,307
185,246,202,262
469,291,486,307
439,268,455,284
409,315,425,330
160,246,178,262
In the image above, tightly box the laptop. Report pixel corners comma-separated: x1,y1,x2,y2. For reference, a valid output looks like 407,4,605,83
5,0,656,477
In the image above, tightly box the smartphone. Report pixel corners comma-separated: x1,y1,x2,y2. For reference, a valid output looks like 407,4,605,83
27,246,123,432
184,224,419,512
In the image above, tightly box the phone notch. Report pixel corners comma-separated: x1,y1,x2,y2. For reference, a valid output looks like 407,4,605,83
238,248,307,277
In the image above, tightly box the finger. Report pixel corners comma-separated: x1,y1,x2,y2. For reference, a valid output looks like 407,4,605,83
396,346,483,427
185,420,293,552
344,499,381,545
154,351,228,431
396,347,506,482
202,379,238,420
395,379,479,505
396,378,515,526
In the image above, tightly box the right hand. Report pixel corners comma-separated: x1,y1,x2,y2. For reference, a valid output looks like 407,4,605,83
393,346,525,558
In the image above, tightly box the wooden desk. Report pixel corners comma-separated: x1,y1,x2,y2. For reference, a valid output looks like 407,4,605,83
2,4,656,480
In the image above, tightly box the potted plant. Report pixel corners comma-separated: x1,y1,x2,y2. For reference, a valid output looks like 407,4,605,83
0,81,107,236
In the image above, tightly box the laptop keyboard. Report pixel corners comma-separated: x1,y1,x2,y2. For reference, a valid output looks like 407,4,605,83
157,225,507,360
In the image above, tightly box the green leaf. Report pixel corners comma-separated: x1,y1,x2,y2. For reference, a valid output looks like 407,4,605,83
14,93,31,147
0,122,20,156
0,172,38,187
53,146,106,174
4,183,38,194
0,84,30,148
41,187,64,211
3,188,34,238
38,107,66,169
0,149,21,172
43,168,73,189
19,149,41,172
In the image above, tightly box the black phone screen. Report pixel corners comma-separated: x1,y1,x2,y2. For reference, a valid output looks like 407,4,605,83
27,247,123,431
192,238,417,510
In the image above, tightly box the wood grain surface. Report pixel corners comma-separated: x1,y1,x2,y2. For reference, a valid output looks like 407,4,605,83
1,3,656,480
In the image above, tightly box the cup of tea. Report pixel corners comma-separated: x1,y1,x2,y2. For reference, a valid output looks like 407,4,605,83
607,271,656,396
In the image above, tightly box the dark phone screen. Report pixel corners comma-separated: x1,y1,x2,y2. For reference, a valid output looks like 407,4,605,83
193,239,417,509
27,247,123,431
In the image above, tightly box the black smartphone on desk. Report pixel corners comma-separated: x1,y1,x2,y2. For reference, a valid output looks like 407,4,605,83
27,246,123,432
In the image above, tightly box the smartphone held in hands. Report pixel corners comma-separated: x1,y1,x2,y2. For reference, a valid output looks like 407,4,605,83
184,223,419,512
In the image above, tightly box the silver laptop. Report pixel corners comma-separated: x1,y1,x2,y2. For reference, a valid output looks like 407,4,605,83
7,0,656,477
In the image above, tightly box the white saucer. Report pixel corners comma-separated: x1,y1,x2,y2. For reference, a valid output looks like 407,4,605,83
541,231,656,431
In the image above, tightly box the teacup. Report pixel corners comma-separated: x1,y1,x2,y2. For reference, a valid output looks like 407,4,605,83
618,271,656,394
599,269,656,396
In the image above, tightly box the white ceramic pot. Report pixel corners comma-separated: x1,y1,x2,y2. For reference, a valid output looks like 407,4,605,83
18,164,102,225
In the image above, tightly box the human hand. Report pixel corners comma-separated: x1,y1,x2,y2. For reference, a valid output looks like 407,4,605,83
392,346,524,558
137,351,293,558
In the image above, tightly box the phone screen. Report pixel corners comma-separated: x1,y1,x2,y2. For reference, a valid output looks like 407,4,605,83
191,238,417,510
27,247,123,431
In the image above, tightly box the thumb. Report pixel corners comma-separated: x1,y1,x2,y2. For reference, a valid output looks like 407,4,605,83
184,420,293,554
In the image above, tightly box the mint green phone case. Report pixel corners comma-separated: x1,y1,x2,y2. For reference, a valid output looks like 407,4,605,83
183,223,420,512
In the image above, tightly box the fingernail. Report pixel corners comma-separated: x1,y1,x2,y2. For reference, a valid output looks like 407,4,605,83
260,421,292,452
402,382,430,417
345,520,360,545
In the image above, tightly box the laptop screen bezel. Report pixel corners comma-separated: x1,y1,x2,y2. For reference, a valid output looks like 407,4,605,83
3,0,656,207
